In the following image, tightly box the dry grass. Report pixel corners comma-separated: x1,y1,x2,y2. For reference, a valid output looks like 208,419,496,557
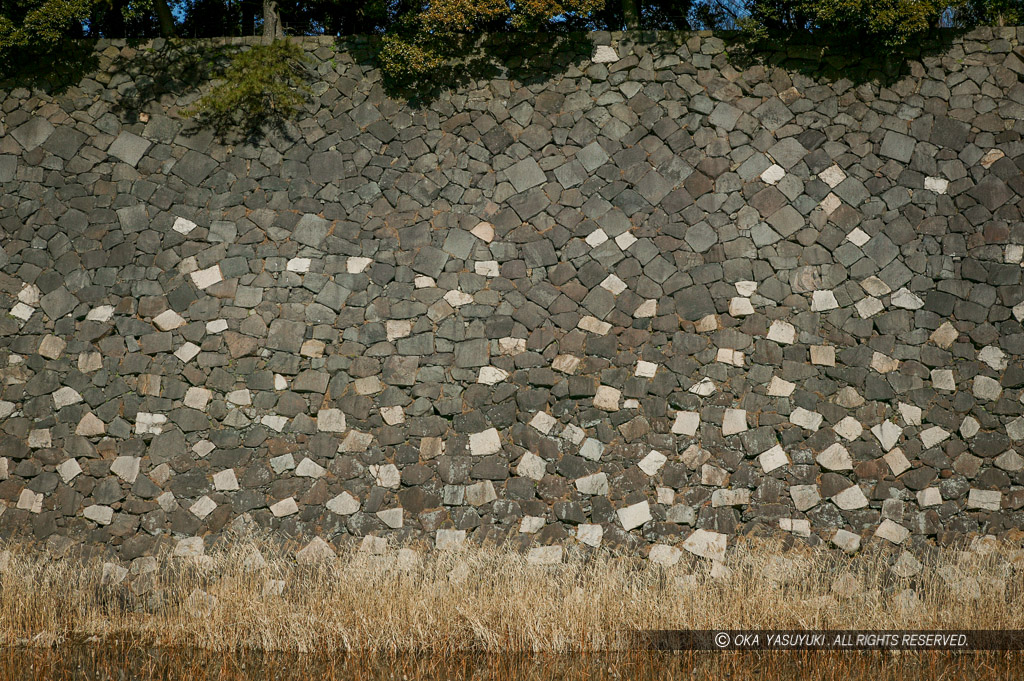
0,533,1021,656
1,533,1023,680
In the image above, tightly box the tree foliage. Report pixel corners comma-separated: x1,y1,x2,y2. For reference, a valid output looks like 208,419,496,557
180,39,312,139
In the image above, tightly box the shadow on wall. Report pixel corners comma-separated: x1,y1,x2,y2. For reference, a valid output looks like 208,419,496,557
358,31,598,108
721,27,970,88
0,27,988,142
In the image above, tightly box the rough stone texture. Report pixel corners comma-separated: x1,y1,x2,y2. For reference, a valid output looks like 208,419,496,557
1,31,1024,564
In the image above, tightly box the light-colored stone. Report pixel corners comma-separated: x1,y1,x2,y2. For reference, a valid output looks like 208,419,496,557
470,428,502,455
530,411,558,434
635,360,658,378
689,377,716,396
833,529,862,554
517,451,547,481
600,274,627,295
190,496,216,519
766,320,796,344
682,529,727,562
57,458,82,483
370,463,400,488
995,450,1024,472
317,408,346,433
638,450,667,476
884,448,911,476
834,416,863,441
576,524,603,547
326,492,360,515
377,507,403,528
767,376,795,397
716,348,744,366
527,545,563,565
579,438,604,461
978,346,1007,372
135,412,167,435
833,484,869,510
931,322,959,348
17,489,42,513
578,316,612,335
921,426,950,450
790,484,820,511
918,488,942,507
960,416,980,439
729,297,755,316
86,305,115,322
38,334,66,359
213,469,239,491
649,544,683,566
76,412,105,437
184,387,212,411
380,405,405,425
871,352,899,373
84,505,114,525
270,497,299,517
295,458,326,478
592,45,619,63
811,290,839,311
759,444,789,473
296,537,335,565
890,288,924,309
721,408,747,436
899,402,922,426
871,420,902,452
474,260,499,277
153,309,186,331
585,228,607,247
618,500,651,531
671,411,700,436
712,488,750,507
761,164,785,185
819,164,847,187
552,354,580,374
817,442,852,470
594,385,621,411
973,375,1002,401
810,345,835,366
634,299,657,318
478,366,509,385
875,519,910,544
924,176,948,193
575,472,609,496
111,456,140,484
790,407,823,431
520,516,545,534
190,265,223,289
967,489,1001,511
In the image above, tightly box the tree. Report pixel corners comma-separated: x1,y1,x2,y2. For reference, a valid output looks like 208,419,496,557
739,0,948,49
377,0,606,91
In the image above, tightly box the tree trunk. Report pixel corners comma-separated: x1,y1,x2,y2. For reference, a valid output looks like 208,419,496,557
622,0,640,29
263,0,284,41
153,0,176,37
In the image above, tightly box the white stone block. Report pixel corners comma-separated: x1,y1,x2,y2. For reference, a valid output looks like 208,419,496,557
759,444,789,473
790,407,823,431
190,265,223,290
834,416,863,441
530,411,558,434
526,545,563,565
295,458,326,478
577,524,603,547
327,492,360,515
575,472,609,496
270,497,299,517
153,309,186,331
84,505,113,525
671,411,700,436
618,501,651,531
790,484,820,511
470,428,502,455
594,385,621,411
832,484,869,510
213,469,239,491
721,408,747,436
649,544,682,566
682,529,727,562
638,450,667,476
517,452,547,481
111,456,140,484
190,496,216,519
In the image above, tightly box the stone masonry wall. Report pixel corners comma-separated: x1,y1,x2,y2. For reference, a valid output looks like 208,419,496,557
2,29,1024,564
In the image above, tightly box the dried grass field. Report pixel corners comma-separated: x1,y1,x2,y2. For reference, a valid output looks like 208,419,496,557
0,533,1021,679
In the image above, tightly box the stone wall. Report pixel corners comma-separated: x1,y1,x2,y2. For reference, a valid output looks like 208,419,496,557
2,28,1024,563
